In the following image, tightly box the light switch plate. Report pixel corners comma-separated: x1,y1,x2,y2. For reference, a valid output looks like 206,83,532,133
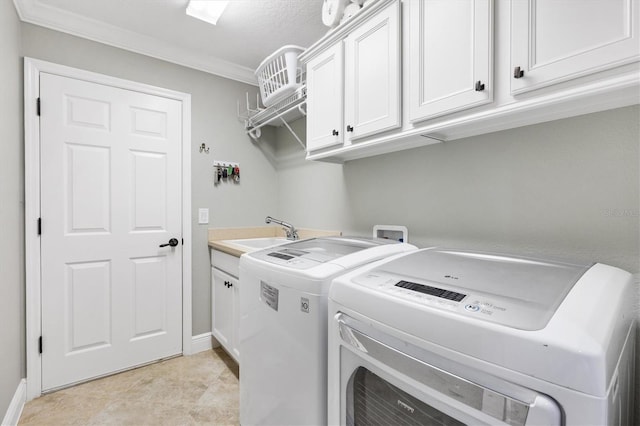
198,208,209,224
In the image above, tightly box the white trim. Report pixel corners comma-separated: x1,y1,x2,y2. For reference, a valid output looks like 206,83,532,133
24,57,193,400
191,332,216,354
13,0,257,85
181,92,193,356
1,379,26,426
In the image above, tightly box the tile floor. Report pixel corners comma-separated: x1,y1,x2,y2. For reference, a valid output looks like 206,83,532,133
18,348,239,425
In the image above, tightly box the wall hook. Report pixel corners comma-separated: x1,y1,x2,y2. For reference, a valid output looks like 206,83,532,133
199,143,210,154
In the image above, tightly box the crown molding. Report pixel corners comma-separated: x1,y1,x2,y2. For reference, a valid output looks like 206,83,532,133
13,0,258,86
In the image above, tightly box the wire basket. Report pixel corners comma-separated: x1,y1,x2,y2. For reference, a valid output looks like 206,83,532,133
255,45,305,107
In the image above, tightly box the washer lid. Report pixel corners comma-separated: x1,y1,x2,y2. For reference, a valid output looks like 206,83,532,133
248,237,402,270
372,248,591,329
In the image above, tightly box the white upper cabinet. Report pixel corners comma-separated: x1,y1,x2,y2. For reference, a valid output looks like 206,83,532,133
306,42,344,151
344,0,401,140
510,0,640,94
408,0,493,122
299,0,638,162
301,0,401,155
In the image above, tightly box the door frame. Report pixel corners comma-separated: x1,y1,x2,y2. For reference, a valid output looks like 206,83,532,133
24,57,193,400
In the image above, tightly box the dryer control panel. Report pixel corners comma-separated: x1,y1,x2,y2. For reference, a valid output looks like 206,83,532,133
352,271,544,330
348,248,589,331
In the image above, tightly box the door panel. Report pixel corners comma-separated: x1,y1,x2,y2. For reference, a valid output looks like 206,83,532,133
511,0,640,94
212,268,234,351
66,260,112,352
130,151,167,231
131,256,168,339
40,72,182,391
409,0,492,121
66,144,111,233
344,0,401,140
306,42,344,151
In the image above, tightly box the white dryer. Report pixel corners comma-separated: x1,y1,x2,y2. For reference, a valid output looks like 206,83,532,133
328,248,636,425
239,237,417,426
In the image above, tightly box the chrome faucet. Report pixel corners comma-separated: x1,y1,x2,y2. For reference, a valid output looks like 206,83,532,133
265,216,299,240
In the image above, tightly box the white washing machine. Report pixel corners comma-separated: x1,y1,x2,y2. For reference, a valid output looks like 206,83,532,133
328,248,636,425
239,237,417,426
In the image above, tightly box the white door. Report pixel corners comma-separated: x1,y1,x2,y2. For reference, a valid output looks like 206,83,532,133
40,72,183,391
306,42,344,152
408,0,492,122
511,0,640,94
344,0,401,141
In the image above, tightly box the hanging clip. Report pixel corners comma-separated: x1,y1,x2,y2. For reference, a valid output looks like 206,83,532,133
200,143,210,154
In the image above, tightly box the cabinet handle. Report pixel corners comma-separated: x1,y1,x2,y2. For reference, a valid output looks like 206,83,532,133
475,81,485,91
513,66,525,79
332,129,339,136
346,125,354,132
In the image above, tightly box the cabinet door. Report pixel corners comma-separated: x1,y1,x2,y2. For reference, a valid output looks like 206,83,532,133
306,42,344,151
212,268,235,357
511,0,640,94
409,0,492,122
344,0,401,141
230,280,240,362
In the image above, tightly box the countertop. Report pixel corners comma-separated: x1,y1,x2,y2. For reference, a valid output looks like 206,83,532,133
208,226,341,257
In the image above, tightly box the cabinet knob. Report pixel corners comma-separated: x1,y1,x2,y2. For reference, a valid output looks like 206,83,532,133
475,81,485,92
513,66,525,79
346,125,354,132
332,129,339,136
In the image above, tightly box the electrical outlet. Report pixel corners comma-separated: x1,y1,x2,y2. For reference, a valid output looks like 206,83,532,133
198,208,209,224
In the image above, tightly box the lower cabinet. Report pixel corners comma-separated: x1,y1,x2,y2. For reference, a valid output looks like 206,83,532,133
211,258,240,363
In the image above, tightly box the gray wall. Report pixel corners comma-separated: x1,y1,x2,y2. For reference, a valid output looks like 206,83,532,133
276,105,640,422
0,0,26,417
277,107,639,272
21,23,280,335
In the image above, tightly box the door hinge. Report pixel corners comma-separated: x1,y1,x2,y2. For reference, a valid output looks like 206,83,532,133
182,238,184,245
37,218,41,235
39,336,43,354
37,98,41,116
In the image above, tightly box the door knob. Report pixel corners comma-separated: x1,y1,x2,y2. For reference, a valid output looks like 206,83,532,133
159,238,179,248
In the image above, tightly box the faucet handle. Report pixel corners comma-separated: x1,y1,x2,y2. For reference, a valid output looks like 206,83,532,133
283,227,298,240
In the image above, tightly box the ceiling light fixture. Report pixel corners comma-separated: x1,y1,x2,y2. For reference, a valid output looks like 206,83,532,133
186,0,230,26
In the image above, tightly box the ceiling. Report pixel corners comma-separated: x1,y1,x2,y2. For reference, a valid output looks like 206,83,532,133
13,0,330,85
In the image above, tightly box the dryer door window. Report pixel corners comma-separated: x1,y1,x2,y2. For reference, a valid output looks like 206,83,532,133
336,314,562,426
347,366,464,426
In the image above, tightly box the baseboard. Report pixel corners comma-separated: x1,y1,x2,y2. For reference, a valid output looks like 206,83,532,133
1,379,26,426
191,332,216,354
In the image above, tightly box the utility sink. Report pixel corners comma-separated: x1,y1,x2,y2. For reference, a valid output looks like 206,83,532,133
226,237,290,251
